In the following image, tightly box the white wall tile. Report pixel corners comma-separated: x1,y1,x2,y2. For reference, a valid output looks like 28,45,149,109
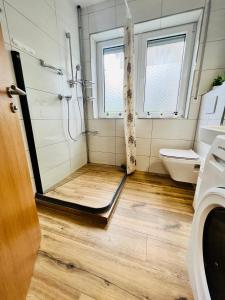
116,119,124,137
136,138,151,156
41,160,71,192
20,52,61,94
136,155,150,172
116,136,125,154
89,151,116,165
162,0,205,16
32,119,66,148
0,0,10,43
211,0,225,11
151,139,193,158
149,157,168,174
152,119,197,140
136,119,152,139
116,153,126,166
88,119,116,136
203,40,225,70
87,0,115,14
88,6,116,33
6,3,60,65
5,0,58,40
207,9,225,42
37,141,70,174
88,135,115,152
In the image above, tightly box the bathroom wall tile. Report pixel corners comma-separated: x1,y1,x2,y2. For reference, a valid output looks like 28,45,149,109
88,6,116,33
207,8,225,42
88,119,116,137
32,119,66,148
5,0,58,40
136,138,151,156
136,119,152,139
87,0,115,14
89,151,116,165
6,3,60,65
162,0,205,16
41,160,71,192
188,97,202,120
116,153,126,166
26,88,64,120
0,0,10,43
88,136,115,153
198,69,225,96
211,0,225,11
151,139,193,158
152,119,197,140
20,52,61,94
116,136,125,154
37,141,70,174
136,155,150,172
116,0,161,26
54,0,76,26
203,40,225,70
116,119,124,137
149,157,168,174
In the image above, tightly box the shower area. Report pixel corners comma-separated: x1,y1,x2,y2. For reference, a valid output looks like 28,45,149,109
11,5,127,220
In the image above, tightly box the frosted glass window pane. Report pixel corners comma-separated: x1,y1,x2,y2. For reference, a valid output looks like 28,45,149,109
103,46,124,113
144,35,186,113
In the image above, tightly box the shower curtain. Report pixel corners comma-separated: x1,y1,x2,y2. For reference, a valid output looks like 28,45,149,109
123,1,136,175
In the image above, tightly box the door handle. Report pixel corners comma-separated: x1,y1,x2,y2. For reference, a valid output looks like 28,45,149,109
7,85,26,98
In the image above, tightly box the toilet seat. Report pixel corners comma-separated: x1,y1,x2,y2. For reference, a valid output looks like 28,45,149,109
160,149,199,160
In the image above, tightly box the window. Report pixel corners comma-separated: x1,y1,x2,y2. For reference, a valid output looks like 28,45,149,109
137,24,196,118
95,21,198,119
97,39,124,118
103,46,124,114
144,35,186,115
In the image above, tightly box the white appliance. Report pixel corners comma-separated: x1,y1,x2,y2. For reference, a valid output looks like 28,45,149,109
188,135,225,300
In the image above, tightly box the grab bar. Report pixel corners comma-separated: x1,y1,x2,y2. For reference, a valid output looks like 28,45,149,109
40,59,63,75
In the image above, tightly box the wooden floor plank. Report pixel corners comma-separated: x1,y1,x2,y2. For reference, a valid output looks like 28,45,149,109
46,164,125,209
28,167,194,300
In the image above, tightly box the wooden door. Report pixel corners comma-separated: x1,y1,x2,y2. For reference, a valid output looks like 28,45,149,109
0,26,40,299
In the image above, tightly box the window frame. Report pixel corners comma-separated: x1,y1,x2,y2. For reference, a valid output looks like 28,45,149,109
96,38,124,118
136,23,197,119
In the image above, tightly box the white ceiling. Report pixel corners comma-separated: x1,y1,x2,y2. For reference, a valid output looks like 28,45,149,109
75,0,106,7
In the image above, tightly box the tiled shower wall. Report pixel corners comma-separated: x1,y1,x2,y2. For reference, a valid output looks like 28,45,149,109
0,0,87,191
81,0,225,174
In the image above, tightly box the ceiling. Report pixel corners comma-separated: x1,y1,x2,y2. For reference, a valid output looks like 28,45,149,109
75,0,106,7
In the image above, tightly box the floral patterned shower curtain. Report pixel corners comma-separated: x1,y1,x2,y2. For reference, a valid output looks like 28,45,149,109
123,4,136,175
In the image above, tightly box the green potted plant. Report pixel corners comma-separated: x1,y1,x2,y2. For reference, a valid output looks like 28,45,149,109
212,74,225,89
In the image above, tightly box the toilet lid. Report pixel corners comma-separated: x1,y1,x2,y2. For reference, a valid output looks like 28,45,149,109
160,149,200,160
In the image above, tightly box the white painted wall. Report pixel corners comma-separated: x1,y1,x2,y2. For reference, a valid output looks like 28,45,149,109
81,0,225,174
0,0,87,192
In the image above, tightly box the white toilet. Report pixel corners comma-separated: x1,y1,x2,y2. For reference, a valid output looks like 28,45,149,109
160,149,201,184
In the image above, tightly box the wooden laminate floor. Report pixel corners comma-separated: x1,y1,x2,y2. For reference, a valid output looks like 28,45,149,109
45,164,125,209
28,171,194,300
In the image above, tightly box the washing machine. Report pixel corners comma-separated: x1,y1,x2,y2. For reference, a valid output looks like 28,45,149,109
188,135,225,300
